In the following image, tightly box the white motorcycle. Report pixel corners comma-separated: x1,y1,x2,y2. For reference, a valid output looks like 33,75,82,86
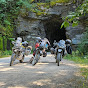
10,41,24,66
51,40,66,66
10,40,32,66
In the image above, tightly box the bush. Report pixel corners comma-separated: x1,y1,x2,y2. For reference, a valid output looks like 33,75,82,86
64,51,88,65
78,27,88,55
0,50,12,57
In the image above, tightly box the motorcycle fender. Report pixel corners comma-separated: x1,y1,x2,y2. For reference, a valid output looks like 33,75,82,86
58,49,62,52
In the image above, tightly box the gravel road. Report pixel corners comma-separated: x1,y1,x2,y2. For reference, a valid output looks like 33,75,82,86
0,53,82,88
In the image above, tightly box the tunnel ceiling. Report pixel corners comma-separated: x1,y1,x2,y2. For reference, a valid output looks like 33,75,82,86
43,15,66,46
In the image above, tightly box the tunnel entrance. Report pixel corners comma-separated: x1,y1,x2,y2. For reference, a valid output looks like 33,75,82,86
44,16,66,46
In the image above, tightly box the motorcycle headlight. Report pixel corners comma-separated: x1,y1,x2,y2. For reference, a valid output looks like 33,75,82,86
14,49,17,52
58,49,62,52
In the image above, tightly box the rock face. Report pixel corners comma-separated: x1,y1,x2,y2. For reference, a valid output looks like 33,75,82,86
16,16,46,48
66,24,85,44
16,3,87,48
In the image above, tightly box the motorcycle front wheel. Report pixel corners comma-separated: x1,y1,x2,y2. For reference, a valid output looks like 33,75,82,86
29,57,34,64
10,53,16,66
56,53,61,66
32,54,40,66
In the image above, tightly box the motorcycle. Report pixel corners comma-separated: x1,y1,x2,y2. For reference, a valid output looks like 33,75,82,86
10,40,32,66
10,41,24,66
32,47,41,66
51,40,66,66
31,42,48,66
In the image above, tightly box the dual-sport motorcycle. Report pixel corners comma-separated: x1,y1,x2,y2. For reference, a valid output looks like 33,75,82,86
10,39,32,66
30,41,48,66
51,40,66,66
32,46,42,66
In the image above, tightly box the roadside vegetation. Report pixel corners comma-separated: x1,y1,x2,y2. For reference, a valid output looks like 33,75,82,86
0,0,75,57
0,50,12,58
64,27,88,87
64,52,88,88
62,1,88,86
64,51,88,65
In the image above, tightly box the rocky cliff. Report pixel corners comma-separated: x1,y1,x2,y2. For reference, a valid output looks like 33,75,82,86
16,2,87,48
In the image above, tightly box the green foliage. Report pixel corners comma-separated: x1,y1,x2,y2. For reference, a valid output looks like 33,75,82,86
64,51,88,65
0,50,12,58
61,0,88,28
0,0,75,35
0,36,3,50
0,36,12,51
50,0,71,6
0,0,32,50
61,0,88,55
0,0,32,37
80,68,88,88
64,51,88,87
78,27,88,55
32,0,73,16
81,68,88,81
61,21,69,28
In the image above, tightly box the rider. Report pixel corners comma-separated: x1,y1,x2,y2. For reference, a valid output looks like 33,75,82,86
33,37,41,56
33,37,50,57
44,38,50,49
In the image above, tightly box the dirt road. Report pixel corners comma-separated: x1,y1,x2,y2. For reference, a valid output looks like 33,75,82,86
0,53,82,88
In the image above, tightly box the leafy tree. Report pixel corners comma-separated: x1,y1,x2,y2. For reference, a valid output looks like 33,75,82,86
0,0,32,50
61,0,88,28
61,0,88,55
78,27,88,55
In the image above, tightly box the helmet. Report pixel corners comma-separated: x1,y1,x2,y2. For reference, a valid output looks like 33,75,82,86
36,37,42,42
17,37,22,42
66,39,71,44
36,40,39,43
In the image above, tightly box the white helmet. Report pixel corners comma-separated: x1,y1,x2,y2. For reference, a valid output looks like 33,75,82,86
66,39,71,44
17,37,22,42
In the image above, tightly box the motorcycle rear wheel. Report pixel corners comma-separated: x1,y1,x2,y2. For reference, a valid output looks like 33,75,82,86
19,55,24,63
32,59,36,66
29,57,34,64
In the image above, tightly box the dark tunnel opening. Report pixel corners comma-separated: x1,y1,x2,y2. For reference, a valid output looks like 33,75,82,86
44,17,66,46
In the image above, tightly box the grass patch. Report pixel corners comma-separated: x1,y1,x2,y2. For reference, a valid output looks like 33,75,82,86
64,51,88,65
80,68,88,87
64,51,88,87
0,55,11,58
